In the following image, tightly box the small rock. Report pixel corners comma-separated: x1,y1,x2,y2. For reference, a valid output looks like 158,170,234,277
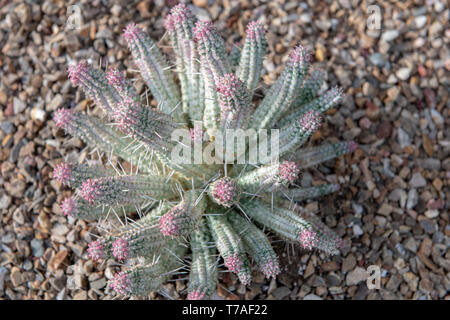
13,97,26,114
346,267,368,286
369,53,385,67
409,172,426,188
31,107,46,122
272,286,290,299
424,209,439,219
30,239,44,257
414,16,427,29
48,250,69,272
0,194,12,210
397,128,411,148
381,30,399,42
10,267,24,287
303,294,322,300
396,68,411,81
342,255,356,273
90,278,106,290
403,237,417,252
406,189,418,209
0,267,7,295
353,225,363,236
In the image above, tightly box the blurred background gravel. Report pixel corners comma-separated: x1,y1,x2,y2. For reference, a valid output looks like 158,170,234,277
0,0,448,300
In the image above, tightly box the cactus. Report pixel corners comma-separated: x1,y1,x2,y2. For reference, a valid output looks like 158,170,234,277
52,3,356,300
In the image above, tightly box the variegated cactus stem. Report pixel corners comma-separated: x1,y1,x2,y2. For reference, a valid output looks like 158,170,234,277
227,211,280,279
53,162,112,188
237,161,300,195
237,21,267,92
194,20,231,137
88,205,174,263
53,108,156,171
67,61,120,116
278,110,322,156
278,86,344,128
208,177,241,208
207,213,252,285
187,221,218,300
164,3,203,122
216,73,252,131
251,44,310,130
109,242,186,296
284,141,358,168
158,191,206,237
60,196,122,220
78,175,177,206
243,199,341,254
283,184,341,201
123,23,182,120
291,69,326,107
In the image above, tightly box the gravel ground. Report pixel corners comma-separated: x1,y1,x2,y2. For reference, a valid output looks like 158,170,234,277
0,0,448,300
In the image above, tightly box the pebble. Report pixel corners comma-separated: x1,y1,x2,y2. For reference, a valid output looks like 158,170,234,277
303,294,322,300
272,286,291,299
369,53,385,67
346,267,368,286
30,239,44,257
396,68,411,81
13,97,26,114
406,189,418,209
381,30,399,42
0,194,12,210
397,128,411,148
414,16,427,29
0,121,14,134
409,172,426,188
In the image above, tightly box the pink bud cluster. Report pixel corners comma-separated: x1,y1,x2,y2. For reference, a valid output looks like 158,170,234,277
245,21,265,39
164,3,191,31
278,161,300,184
112,238,129,262
53,108,74,131
193,21,213,41
224,253,243,274
261,260,281,279
216,73,241,98
187,289,206,300
123,23,142,42
209,177,240,208
298,229,317,250
79,178,103,204
299,110,322,131
60,197,76,217
158,205,183,236
67,61,88,86
288,45,311,67
109,272,132,295
87,240,105,262
53,162,72,184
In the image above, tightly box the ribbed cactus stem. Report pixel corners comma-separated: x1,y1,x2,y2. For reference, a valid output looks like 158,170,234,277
216,73,252,130
284,141,358,167
291,69,325,107
282,184,341,201
158,191,206,237
237,21,266,92
227,211,280,279
187,221,218,300
67,61,120,116
207,213,252,285
194,20,231,136
251,45,310,129
237,161,300,194
279,110,322,156
123,23,182,120
53,162,112,188
53,109,156,171
164,3,203,122
208,177,241,208
278,86,344,128
60,196,127,220
106,67,139,103
78,175,177,205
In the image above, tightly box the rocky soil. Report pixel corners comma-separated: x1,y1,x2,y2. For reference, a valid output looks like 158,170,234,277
0,0,448,300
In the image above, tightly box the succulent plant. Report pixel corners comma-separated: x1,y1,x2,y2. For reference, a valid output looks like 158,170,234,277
52,3,356,300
